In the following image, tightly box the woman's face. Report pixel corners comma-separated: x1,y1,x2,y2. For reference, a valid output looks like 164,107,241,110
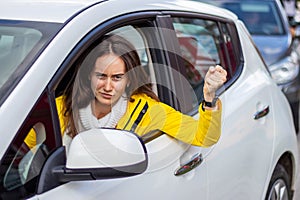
90,53,128,108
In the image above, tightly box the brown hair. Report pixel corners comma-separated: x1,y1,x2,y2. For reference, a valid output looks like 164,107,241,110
63,34,158,138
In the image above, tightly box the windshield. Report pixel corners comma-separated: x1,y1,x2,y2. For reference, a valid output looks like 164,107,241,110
221,1,285,35
0,20,61,104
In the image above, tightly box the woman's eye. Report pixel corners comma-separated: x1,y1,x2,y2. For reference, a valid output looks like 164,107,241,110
112,75,123,81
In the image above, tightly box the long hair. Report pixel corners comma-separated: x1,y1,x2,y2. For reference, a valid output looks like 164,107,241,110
63,34,158,138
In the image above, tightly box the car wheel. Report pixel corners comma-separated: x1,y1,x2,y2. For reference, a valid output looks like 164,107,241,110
265,164,292,200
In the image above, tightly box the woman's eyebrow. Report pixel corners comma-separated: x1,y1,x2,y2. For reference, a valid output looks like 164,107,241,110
95,72,107,77
111,73,125,77
94,72,125,77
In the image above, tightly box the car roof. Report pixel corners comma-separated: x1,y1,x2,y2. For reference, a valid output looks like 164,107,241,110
0,0,237,23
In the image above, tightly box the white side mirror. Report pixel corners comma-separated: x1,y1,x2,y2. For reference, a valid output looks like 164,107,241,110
63,128,147,180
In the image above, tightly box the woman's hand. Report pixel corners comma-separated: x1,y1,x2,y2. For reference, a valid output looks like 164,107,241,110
203,65,227,102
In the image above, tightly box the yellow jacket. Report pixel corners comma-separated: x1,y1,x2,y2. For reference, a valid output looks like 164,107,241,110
117,93,222,147
25,93,221,148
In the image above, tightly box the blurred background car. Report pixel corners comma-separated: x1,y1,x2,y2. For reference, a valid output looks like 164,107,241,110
195,0,300,133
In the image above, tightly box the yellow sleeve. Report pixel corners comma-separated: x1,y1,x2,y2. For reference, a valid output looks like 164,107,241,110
117,94,222,147
146,100,222,147
196,100,222,146
55,95,67,135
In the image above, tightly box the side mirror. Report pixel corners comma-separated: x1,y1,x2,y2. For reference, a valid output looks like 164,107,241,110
57,128,148,182
37,128,148,193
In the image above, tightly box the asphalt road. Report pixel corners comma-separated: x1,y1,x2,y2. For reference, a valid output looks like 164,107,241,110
294,133,300,200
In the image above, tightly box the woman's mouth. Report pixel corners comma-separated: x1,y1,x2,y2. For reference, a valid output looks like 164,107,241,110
100,92,113,99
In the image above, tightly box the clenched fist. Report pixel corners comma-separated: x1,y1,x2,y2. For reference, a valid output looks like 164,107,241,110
203,65,227,103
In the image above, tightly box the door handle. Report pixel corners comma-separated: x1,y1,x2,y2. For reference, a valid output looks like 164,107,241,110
174,153,203,176
254,105,269,120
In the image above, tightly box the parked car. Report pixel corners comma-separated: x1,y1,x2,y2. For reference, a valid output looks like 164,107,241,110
194,0,300,133
0,0,298,200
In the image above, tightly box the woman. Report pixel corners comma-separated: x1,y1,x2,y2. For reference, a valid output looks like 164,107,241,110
62,34,227,150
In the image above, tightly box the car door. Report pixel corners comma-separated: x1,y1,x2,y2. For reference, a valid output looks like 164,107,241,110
166,14,276,199
202,21,277,199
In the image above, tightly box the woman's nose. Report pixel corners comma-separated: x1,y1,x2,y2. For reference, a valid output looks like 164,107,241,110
103,78,113,91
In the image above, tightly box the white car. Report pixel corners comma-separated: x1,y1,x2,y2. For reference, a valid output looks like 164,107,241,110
0,0,298,200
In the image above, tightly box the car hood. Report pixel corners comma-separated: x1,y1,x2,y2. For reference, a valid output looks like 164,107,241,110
252,35,290,66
